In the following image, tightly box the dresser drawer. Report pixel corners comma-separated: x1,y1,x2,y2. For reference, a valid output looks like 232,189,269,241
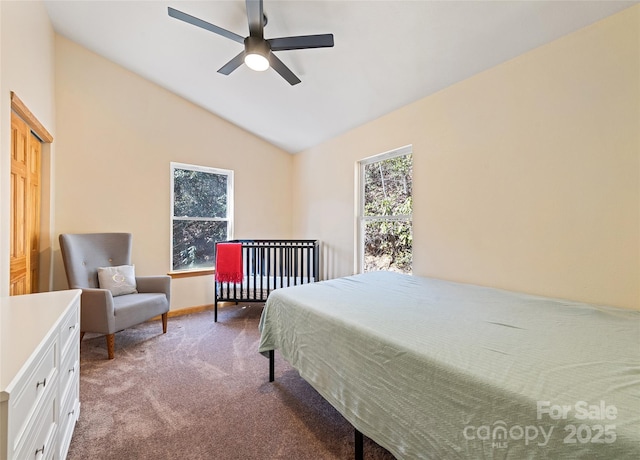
58,380,79,460
59,330,79,403
59,299,80,358
8,337,58,453
13,390,57,460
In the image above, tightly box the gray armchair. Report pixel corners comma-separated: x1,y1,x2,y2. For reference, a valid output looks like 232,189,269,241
59,233,171,359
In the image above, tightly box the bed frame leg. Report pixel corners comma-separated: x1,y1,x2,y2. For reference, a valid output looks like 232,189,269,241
355,428,364,460
269,350,275,382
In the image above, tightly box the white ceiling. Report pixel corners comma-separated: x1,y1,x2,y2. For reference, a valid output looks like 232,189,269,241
44,0,637,153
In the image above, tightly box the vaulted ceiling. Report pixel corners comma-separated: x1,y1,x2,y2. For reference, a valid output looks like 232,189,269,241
44,1,637,153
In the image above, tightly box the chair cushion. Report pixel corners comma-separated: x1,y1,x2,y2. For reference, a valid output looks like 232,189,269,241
98,265,138,296
113,293,169,331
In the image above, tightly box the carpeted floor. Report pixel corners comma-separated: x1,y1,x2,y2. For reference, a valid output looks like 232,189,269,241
67,304,396,459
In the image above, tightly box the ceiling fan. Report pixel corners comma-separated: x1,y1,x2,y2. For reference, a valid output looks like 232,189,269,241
168,0,334,86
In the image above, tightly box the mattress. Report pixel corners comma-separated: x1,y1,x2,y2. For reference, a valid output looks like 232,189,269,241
258,271,640,459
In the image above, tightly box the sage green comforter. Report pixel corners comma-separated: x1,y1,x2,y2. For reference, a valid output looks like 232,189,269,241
258,271,640,459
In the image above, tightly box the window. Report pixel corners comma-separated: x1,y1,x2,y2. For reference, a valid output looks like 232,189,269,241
357,146,413,274
171,162,233,271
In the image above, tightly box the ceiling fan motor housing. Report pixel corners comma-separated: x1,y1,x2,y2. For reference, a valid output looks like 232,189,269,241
245,36,271,57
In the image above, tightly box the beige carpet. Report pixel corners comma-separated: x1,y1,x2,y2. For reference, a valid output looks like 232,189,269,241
67,304,396,459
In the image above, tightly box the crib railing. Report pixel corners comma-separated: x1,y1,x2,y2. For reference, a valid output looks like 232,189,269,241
214,239,320,321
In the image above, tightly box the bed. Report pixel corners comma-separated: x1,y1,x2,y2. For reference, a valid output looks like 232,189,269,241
258,271,640,459
214,239,319,321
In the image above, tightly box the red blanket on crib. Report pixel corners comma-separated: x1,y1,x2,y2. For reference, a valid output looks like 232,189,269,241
215,243,243,283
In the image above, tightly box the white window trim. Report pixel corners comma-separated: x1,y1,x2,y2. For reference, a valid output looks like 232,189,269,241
355,145,413,274
170,162,234,272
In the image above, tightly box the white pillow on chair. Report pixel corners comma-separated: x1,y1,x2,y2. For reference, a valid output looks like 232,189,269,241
97,265,138,296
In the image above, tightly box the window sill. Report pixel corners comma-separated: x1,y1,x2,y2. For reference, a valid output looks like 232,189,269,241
168,269,215,279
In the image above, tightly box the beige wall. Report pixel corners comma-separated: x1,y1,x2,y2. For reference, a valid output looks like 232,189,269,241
1,3,637,311
53,36,293,310
293,6,640,310
0,0,56,297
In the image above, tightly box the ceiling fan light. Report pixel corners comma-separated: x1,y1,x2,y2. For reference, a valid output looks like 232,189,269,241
245,52,270,72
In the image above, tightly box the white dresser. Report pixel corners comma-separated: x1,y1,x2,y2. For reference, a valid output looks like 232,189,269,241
0,289,81,460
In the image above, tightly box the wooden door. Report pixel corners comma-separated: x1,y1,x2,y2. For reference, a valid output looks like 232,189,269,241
10,112,41,295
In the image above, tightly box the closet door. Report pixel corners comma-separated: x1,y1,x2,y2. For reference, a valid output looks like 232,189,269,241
10,112,41,295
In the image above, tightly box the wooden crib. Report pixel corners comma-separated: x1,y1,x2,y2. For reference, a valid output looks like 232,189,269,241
214,239,319,321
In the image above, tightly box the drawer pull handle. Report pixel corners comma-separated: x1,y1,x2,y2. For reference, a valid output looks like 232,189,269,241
35,445,45,456
68,409,75,417
69,324,76,330
68,366,75,374
36,378,46,389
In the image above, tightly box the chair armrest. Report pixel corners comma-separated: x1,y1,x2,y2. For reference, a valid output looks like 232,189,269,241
79,288,116,334
136,275,171,304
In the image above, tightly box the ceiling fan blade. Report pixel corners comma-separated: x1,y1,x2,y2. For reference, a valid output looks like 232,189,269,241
268,52,301,86
218,51,246,75
246,0,264,39
268,34,334,51
168,7,245,44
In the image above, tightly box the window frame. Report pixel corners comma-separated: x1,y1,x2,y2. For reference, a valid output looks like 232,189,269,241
170,161,234,272
356,145,413,274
